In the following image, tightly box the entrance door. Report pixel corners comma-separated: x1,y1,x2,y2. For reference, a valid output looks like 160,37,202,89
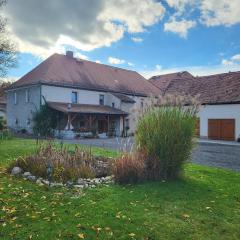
208,119,235,141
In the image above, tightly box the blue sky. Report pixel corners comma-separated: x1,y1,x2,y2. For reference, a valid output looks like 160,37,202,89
3,0,240,80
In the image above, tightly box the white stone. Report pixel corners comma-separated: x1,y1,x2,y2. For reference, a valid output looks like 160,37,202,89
77,178,85,185
42,180,50,185
23,172,31,178
27,175,37,182
74,185,84,189
11,167,22,176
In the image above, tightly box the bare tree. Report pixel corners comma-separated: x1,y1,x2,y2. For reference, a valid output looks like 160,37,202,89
0,0,17,78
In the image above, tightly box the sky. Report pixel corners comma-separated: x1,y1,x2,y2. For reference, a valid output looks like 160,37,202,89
2,0,240,81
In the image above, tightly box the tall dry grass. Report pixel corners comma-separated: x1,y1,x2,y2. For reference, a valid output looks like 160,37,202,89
134,94,200,180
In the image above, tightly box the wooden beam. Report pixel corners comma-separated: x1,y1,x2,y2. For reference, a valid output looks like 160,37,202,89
107,115,110,136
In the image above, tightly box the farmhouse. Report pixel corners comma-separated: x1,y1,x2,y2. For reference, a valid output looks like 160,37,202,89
6,51,159,138
149,71,240,141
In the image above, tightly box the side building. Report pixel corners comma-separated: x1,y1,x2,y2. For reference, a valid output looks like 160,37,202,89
149,71,240,141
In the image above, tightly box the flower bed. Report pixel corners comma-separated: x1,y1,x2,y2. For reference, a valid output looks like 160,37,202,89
8,142,114,187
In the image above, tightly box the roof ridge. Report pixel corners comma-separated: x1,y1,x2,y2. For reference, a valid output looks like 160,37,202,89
196,70,240,78
57,53,138,74
150,71,192,79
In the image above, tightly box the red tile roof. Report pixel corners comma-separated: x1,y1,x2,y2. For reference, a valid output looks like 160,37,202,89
47,101,128,115
112,93,136,103
149,71,240,104
10,53,159,97
149,71,194,94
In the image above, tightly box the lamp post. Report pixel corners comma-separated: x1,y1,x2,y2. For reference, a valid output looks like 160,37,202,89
46,163,53,186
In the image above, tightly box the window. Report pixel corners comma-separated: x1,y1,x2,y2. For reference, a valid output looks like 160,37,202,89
112,102,115,108
14,91,17,105
99,94,104,105
71,91,78,103
25,89,30,103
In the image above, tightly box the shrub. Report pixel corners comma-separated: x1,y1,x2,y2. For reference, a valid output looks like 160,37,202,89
32,104,58,137
8,142,112,183
135,106,197,180
0,116,6,130
0,129,13,140
113,152,146,184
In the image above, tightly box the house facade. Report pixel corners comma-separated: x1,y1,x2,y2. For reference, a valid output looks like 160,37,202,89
149,71,240,141
6,51,159,138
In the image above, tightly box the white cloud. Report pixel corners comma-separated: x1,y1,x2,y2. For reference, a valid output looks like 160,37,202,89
221,53,240,66
222,54,240,69
131,37,143,43
108,57,125,65
0,76,19,83
164,18,196,38
141,63,240,79
166,0,195,14
74,52,88,60
222,59,234,66
155,64,162,70
95,60,101,64
166,0,240,29
128,62,134,66
200,0,240,26
3,0,165,58
99,0,165,33
231,54,240,61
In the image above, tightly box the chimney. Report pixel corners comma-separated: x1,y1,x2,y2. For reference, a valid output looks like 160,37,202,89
66,50,74,58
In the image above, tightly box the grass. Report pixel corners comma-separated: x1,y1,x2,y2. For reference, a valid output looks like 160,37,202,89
0,138,240,239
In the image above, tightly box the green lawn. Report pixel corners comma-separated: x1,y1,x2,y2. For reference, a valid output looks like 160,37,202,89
0,138,240,239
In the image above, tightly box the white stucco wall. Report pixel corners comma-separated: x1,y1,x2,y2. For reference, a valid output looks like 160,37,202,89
41,85,122,108
121,96,147,135
198,104,240,140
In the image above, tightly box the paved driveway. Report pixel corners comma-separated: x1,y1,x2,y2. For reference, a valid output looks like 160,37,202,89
191,142,240,171
62,138,240,172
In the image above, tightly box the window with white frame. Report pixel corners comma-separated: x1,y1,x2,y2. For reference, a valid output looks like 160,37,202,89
14,91,17,105
99,94,104,105
25,89,30,103
71,91,78,103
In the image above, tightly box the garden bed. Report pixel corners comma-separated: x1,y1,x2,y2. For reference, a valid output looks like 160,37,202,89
8,141,114,188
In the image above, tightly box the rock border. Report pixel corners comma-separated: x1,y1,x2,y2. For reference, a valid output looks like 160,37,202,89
11,167,114,189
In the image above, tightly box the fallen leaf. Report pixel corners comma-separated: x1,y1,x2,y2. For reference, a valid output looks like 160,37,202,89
78,233,85,239
129,233,136,237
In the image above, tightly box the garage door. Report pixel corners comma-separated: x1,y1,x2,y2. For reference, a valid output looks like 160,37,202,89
208,119,235,141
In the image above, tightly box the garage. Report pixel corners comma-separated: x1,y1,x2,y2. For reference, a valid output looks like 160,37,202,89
208,119,235,141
